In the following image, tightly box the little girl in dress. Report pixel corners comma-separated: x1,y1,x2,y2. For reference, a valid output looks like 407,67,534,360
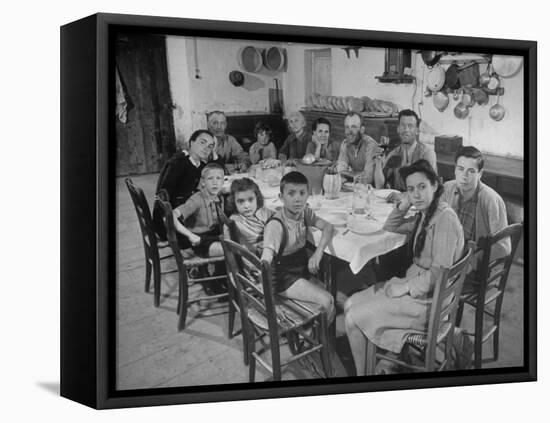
225,178,274,256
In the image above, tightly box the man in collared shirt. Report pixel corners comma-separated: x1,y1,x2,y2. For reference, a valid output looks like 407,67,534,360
376,109,437,196
207,111,250,169
443,146,510,260
278,111,311,160
336,112,381,183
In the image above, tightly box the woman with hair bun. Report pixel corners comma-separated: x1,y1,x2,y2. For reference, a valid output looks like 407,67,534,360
344,159,465,375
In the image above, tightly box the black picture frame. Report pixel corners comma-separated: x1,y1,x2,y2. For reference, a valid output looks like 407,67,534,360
60,12,537,409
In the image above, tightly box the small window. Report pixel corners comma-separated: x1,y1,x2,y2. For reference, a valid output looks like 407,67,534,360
376,48,415,84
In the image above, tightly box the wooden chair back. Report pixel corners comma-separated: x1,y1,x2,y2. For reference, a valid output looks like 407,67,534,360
156,194,190,273
125,178,157,253
424,241,476,370
476,222,524,297
221,238,279,338
217,209,240,243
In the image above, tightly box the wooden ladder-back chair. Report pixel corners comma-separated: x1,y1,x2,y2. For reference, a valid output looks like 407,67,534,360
456,222,524,368
125,178,175,307
157,193,229,331
221,237,332,382
366,241,476,374
217,214,248,355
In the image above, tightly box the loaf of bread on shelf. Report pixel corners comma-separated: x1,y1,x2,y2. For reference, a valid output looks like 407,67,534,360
361,96,375,112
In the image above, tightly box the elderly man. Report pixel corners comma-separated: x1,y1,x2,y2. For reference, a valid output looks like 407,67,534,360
375,109,437,196
278,111,311,160
443,146,510,260
305,117,341,162
336,112,381,183
207,111,250,169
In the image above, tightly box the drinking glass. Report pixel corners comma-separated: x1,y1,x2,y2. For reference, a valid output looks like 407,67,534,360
311,187,323,209
353,174,373,217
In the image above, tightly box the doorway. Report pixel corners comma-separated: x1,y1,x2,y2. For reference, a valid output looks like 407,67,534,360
305,48,332,100
115,33,176,176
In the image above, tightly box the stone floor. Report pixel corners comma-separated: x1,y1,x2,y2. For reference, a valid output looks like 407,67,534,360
116,173,524,390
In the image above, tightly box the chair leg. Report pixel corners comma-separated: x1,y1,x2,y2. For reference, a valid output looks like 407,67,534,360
145,258,152,293
318,315,332,378
242,327,249,366
248,334,256,382
270,332,282,381
227,286,236,339
365,340,377,376
473,301,485,369
492,294,505,363
177,271,189,332
455,300,465,327
492,328,500,362
153,258,162,308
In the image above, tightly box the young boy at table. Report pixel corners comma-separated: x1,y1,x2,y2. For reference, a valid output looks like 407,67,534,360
171,162,225,257
261,171,335,322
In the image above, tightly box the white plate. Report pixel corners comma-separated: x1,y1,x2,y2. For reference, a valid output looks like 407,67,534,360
347,216,383,235
374,189,400,200
317,212,347,227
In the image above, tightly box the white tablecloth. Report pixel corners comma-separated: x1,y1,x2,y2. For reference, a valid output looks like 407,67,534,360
224,173,407,275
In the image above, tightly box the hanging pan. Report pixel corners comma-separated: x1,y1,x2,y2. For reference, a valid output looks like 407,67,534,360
492,55,523,78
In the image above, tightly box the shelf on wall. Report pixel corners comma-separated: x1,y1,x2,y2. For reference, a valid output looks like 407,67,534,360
417,52,492,65
375,74,416,84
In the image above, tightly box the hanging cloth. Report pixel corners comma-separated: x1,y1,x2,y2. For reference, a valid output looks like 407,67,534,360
115,65,128,124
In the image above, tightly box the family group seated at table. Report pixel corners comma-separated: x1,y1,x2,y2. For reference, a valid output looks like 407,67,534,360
151,105,511,376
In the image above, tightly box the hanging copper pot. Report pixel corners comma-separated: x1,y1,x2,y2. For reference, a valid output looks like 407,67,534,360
473,88,489,106
479,63,492,87
454,102,469,119
421,50,445,67
492,55,523,78
462,90,475,107
426,64,446,92
489,94,506,121
444,62,461,90
433,91,449,112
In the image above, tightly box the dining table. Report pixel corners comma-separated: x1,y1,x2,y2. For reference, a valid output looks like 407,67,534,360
223,172,409,325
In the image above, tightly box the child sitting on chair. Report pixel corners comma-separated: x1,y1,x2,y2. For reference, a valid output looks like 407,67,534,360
248,121,278,165
225,177,274,255
261,171,335,322
172,162,225,257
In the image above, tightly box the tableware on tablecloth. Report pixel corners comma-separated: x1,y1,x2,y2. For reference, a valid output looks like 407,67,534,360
248,164,259,179
353,175,374,217
323,165,341,199
342,181,354,191
310,187,323,209
346,214,383,235
316,211,347,227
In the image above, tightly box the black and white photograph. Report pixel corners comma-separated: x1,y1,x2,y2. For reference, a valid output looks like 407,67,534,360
6,0,549,419
114,27,527,390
